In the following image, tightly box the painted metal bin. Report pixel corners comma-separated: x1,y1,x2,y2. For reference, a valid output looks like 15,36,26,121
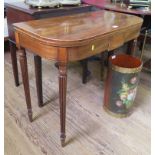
104,54,143,117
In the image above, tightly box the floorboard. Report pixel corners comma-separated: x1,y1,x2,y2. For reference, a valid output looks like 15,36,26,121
4,46,151,155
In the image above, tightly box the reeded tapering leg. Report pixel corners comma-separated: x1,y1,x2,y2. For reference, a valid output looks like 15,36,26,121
58,62,67,147
34,55,43,107
18,49,32,122
127,39,137,56
9,41,19,86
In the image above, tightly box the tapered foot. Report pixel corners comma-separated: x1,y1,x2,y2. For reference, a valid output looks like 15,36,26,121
15,82,20,87
61,140,65,147
28,109,33,122
60,133,66,147
55,62,59,69
38,104,44,108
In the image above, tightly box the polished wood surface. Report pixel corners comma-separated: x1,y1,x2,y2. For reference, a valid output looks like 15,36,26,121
14,10,143,146
14,10,142,47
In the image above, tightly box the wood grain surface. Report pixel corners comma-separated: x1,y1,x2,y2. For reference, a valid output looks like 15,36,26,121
5,48,150,154
13,10,143,47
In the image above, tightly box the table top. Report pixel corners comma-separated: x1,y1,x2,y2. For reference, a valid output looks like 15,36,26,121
14,10,143,47
103,3,151,16
5,2,92,15
82,1,151,16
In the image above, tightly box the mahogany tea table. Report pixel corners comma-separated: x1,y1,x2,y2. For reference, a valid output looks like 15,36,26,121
13,10,143,146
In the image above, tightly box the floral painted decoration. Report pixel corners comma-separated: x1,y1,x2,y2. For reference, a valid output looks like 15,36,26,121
116,76,138,108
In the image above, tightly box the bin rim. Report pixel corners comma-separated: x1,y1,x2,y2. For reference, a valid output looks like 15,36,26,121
109,54,143,73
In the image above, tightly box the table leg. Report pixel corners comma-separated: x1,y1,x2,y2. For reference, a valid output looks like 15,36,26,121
104,50,114,67
143,59,151,72
108,50,114,57
58,62,67,147
9,41,19,86
100,52,105,81
34,55,43,107
18,49,33,122
127,39,137,56
80,59,89,84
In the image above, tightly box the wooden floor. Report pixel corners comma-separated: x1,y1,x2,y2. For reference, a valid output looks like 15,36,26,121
4,47,151,155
